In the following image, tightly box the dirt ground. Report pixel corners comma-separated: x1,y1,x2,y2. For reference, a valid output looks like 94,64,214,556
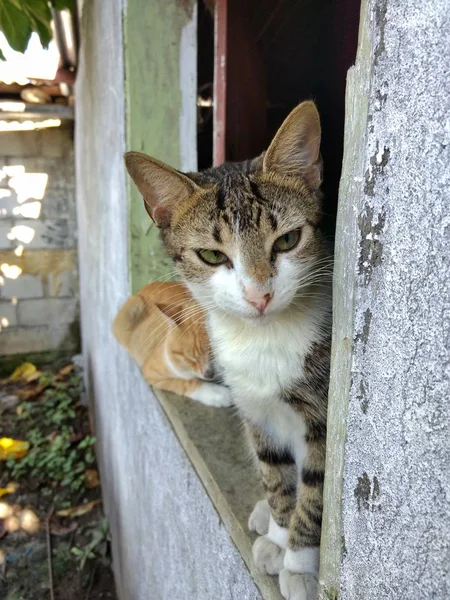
0,358,117,600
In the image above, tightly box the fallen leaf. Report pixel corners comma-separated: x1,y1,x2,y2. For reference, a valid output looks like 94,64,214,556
56,500,101,518
0,482,19,498
18,509,40,534
16,384,46,402
49,521,78,536
58,364,74,377
24,370,42,383
8,363,37,381
0,438,29,460
0,502,13,519
84,469,100,489
4,515,20,532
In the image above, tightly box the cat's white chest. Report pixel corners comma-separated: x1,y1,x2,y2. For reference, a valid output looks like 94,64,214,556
209,309,321,453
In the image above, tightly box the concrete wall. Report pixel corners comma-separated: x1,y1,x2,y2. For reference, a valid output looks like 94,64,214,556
0,125,79,356
320,0,450,598
76,1,262,598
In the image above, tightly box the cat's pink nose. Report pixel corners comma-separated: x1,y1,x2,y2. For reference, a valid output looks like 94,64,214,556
244,288,273,314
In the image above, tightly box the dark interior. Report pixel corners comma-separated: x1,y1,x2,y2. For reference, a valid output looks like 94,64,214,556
197,0,361,233
197,1,215,171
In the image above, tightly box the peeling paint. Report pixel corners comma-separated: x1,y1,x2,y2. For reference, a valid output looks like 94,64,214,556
354,472,381,511
358,204,386,285
354,308,372,351
364,143,390,197
374,88,388,111
373,0,388,66
357,379,369,414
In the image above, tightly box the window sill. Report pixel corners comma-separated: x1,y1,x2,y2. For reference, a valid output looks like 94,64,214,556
153,389,283,600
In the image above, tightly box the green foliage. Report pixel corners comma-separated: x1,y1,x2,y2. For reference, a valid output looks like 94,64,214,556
6,373,96,493
71,518,110,570
0,0,73,58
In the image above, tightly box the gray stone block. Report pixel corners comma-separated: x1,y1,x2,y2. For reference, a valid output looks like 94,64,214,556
7,156,75,191
1,274,44,300
0,324,79,355
18,298,77,327
0,220,13,249
4,219,76,250
40,126,73,158
0,192,16,218
0,300,17,327
41,188,76,220
48,270,76,297
0,126,74,159
0,131,41,157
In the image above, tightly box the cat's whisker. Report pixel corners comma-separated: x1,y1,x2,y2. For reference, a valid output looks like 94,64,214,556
139,301,216,349
178,312,209,342
139,286,189,311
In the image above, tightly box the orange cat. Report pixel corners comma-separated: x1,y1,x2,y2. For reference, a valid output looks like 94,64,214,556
112,282,232,407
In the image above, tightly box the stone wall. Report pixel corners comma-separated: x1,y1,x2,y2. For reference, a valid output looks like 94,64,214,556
0,124,79,356
319,0,450,597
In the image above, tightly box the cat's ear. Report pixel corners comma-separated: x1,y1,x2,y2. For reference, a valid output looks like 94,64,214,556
156,303,184,327
263,101,322,190
124,152,199,227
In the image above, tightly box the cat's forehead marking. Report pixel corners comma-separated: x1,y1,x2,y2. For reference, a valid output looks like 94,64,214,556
211,173,279,236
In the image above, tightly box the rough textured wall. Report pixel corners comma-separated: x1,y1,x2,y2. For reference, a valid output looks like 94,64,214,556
0,125,79,356
76,1,261,599
321,0,450,598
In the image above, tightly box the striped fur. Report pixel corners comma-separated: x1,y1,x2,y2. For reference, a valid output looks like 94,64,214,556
125,101,332,597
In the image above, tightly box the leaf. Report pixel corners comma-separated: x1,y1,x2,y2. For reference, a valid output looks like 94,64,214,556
0,48,5,61
50,520,77,536
0,0,32,53
84,469,100,489
58,364,75,378
17,384,46,401
25,370,42,383
8,362,37,381
51,0,74,11
18,508,40,533
56,499,101,518
0,482,19,498
0,438,29,460
22,0,53,48
0,502,14,519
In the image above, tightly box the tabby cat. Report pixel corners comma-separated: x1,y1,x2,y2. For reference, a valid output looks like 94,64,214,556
113,281,232,407
125,101,331,600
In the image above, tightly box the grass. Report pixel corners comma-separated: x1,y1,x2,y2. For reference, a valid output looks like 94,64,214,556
5,372,96,499
0,361,116,600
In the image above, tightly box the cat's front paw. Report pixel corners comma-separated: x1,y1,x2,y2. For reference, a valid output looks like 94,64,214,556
279,569,317,600
252,536,285,575
248,499,270,535
191,383,233,408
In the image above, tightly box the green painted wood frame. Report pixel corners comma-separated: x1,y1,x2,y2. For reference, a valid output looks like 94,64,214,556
124,0,198,293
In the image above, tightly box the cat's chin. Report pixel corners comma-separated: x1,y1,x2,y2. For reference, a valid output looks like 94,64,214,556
245,313,275,326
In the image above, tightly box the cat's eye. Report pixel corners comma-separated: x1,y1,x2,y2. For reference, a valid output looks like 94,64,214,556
272,229,301,253
197,249,229,266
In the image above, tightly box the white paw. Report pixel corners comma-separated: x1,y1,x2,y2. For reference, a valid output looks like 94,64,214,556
190,383,233,408
248,499,270,535
252,536,285,575
284,547,319,575
279,569,318,600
